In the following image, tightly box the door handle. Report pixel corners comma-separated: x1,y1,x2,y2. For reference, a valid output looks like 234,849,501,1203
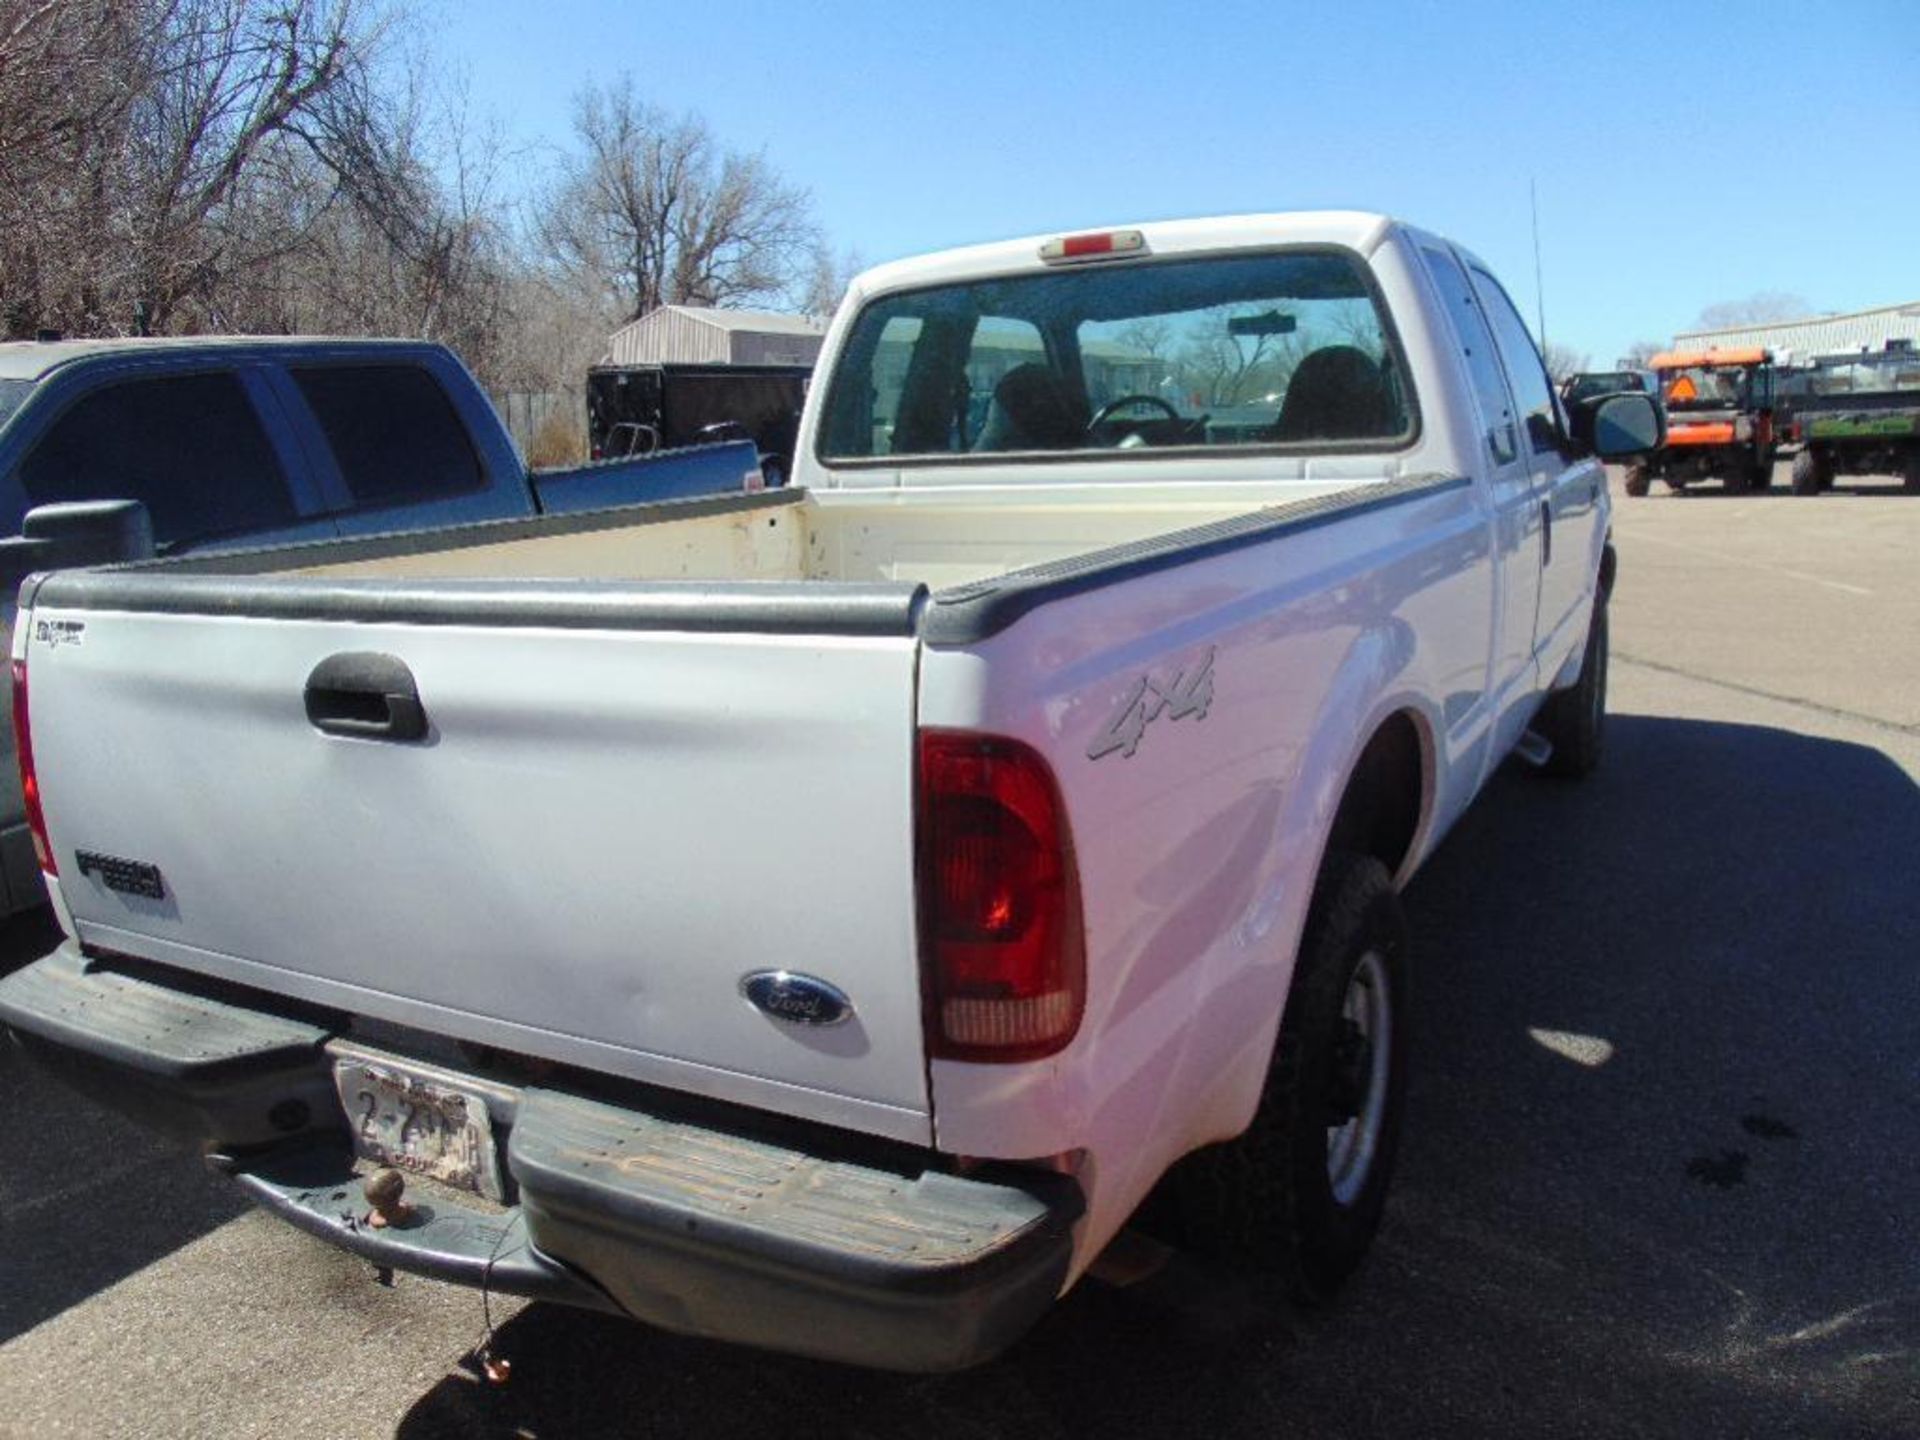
304,652,428,741
1540,500,1552,567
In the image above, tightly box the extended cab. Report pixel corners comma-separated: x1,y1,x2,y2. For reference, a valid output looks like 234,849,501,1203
0,214,1657,1371
0,336,761,915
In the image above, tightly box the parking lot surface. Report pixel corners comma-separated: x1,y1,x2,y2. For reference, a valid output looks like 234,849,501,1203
1,464,1915,1439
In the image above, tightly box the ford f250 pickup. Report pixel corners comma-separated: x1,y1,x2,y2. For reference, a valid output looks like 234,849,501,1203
0,213,1659,1372
0,336,762,917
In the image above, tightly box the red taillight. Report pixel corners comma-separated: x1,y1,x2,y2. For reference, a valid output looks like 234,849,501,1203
917,731,1083,1062
11,657,54,875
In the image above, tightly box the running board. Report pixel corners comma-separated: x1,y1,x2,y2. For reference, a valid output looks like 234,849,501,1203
1513,730,1554,768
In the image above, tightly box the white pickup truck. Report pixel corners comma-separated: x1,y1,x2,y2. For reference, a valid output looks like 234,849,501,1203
0,212,1658,1371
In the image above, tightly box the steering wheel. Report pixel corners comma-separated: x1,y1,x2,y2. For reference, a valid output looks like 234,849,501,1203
1087,394,1182,431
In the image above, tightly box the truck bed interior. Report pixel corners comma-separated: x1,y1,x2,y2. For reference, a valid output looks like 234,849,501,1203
269,482,1360,592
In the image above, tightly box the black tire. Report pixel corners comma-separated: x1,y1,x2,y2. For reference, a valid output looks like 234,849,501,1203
1623,464,1650,497
1536,600,1608,778
1903,447,1920,495
1173,852,1410,1304
1791,448,1823,496
1748,449,1774,491
1723,462,1751,495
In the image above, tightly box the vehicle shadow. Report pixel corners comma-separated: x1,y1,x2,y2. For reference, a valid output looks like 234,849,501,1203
1650,477,1915,499
0,1037,250,1345
0,903,60,978
392,714,1920,1439
0,907,250,1345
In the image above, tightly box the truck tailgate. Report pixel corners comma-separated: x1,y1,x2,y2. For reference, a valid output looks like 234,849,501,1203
22,599,932,1143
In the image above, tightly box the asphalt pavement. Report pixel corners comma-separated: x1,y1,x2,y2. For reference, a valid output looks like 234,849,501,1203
0,461,1915,1438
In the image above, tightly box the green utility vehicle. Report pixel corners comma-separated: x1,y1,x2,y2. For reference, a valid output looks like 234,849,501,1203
1789,343,1920,494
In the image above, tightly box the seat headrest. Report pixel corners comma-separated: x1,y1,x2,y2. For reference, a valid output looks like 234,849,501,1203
1274,346,1393,442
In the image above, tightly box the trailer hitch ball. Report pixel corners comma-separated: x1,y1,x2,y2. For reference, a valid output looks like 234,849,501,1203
364,1168,415,1229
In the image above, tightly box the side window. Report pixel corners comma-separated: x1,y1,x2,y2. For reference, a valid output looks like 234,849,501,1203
1421,246,1517,465
291,365,484,508
1469,268,1561,455
18,371,296,546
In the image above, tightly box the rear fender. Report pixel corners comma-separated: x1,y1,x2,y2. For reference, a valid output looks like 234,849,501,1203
1180,627,1440,1153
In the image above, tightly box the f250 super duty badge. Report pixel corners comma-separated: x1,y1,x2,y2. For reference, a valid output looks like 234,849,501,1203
33,618,85,649
1087,645,1215,761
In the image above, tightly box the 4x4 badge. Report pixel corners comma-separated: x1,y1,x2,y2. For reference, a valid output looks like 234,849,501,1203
1087,646,1216,761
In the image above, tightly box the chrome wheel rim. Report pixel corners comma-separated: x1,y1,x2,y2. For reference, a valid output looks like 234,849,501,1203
1326,949,1392,1206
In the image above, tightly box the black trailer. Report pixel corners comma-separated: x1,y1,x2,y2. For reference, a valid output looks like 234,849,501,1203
587,364,810,486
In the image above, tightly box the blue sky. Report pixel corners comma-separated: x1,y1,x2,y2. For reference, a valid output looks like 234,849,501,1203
436,0,1919,367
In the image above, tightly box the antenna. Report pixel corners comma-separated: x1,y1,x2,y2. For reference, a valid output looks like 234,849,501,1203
1530,178,1547,345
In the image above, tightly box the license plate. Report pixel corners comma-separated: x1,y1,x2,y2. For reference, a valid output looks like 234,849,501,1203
333,1057,504,1202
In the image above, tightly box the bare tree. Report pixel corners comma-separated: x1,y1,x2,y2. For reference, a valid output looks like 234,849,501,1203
0,0,426,338
1694,292,1811,331
1620,339,1664,368
0,23,846,404
1542,342,1589,383
536,76,819,322
800,242,864,320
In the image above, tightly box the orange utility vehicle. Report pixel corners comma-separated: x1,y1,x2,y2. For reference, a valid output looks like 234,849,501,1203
1626,348,1776,495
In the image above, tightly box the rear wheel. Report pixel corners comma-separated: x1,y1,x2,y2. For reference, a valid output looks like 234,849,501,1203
1173,853,1409,1303
1623,465,1650,497
1536,600,1608,778
1903,446,1920,494
1792,448,1827,496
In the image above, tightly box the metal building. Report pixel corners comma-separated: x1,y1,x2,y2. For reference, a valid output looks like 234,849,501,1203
1672,301,1920,365
604,306,826,368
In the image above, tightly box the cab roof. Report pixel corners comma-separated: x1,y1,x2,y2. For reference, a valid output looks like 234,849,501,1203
0,335,440,384
1650,347,1772,370
848,211,1401,300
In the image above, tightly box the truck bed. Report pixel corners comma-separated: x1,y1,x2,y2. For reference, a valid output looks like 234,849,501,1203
162,479,1376,593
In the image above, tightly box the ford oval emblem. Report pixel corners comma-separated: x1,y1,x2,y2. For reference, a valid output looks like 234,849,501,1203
740,970,854,1027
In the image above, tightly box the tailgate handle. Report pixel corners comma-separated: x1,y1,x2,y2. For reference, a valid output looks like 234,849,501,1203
304,653,428,742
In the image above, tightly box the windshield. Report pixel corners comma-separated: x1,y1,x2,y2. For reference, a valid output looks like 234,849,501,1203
819,249,1413,462
1809,353,1920,396
0,378,36,431
1659,366,1751,409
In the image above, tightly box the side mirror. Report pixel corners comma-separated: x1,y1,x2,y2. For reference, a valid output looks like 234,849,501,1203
1571,392,1664,458
0,500,156,596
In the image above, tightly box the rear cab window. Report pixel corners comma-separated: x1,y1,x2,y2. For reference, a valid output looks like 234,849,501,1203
291,364,485,509
14,370,297,546
820,249,1415,464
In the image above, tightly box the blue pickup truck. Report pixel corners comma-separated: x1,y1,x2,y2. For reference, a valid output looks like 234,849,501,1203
0,336,761,551
0,334,761,917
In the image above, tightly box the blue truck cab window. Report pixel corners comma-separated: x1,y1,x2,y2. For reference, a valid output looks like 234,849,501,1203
17,371,296,546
